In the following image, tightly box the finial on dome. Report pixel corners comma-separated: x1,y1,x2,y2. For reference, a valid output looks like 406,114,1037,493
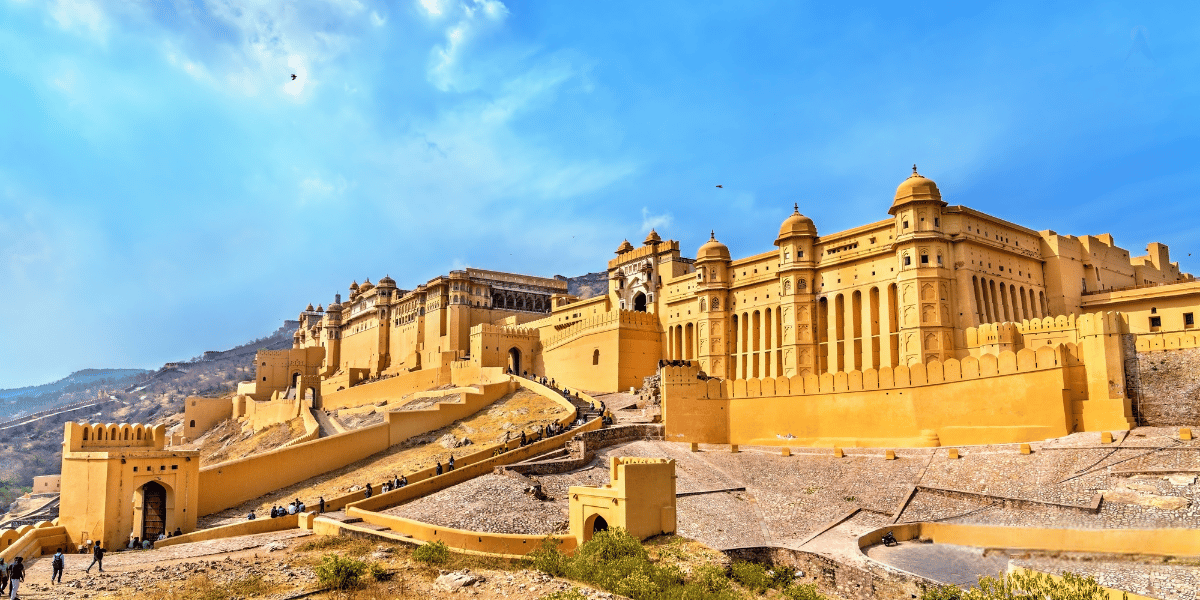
912,164,919,176
793,203,799,214
710,230,716,240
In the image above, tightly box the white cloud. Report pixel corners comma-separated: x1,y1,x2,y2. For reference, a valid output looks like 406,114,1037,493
370,11,387,27
50,0,107,40
641,208,673,233
419,0,445,17
427,0,509,91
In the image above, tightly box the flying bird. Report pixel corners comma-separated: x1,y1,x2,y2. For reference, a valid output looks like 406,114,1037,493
291,74,297,80
715,185,723,188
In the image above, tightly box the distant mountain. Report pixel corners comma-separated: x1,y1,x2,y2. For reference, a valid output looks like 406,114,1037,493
0,369,152,420
566,272,607,300
0,320,299,498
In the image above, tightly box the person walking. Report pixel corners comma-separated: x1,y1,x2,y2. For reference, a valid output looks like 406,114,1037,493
318,496,326,513
84,544,105,573
364,483,373,498
447,455,455,471
0,556,9,597
51,548,64,584
7,557,23,599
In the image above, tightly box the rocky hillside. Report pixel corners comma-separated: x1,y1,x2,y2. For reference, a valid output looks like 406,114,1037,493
0,320,298,507
566,271,607,300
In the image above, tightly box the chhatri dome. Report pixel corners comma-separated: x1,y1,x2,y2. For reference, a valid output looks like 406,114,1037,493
890,164,945,214
615,239,634,254
643,229,662,245
696,231,731,262
776,203,817,243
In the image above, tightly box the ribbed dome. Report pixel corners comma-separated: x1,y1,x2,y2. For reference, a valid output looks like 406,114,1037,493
316,304,324,312
327,302,343,312
379,274,396,287
350,280,359,290
890,165,945,213
305,303,314,311
615,239,634,254
696,231,731,262
643,229,662,245
359,278,374,292
775,203,817,244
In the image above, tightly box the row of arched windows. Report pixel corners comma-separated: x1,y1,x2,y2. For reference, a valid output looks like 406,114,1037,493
973,276,1047,324
80,423,148,443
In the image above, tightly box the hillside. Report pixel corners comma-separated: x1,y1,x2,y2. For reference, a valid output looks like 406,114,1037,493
566,271,607,300
0,320,298,509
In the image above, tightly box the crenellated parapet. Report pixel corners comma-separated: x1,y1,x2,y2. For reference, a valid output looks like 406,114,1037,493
542,310,660,352
663,344,1065,400
64,421,168,452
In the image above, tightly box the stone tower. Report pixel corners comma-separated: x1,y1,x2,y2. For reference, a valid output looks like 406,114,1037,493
774,205,820,376
889,167,956,364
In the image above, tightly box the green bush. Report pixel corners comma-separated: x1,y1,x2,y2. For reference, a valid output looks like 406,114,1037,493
783,582,825,600
961,570,1127,600
544,589,589,600
527,529,743,600
769,564,798,588
730,561,772,593
413,540,451,565
315,553,368,590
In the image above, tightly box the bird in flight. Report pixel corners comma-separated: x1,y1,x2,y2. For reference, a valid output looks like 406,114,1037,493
291,74,297,80
715,185,723,188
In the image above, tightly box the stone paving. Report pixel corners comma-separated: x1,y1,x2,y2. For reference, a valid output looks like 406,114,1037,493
864,542,1011,587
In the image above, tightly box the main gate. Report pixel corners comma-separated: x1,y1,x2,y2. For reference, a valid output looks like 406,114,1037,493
141,481,167,541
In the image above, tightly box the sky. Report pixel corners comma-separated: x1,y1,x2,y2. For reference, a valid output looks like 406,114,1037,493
1,0,1199,388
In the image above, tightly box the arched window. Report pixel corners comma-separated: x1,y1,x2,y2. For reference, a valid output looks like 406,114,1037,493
712,298,720,311
783,280,792,295
592,349,600,365
798,279,807,291
190,420,196,428
699,299,706,312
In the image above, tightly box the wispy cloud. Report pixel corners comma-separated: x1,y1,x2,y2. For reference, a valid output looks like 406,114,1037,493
641,208,672,232
427,0,510,91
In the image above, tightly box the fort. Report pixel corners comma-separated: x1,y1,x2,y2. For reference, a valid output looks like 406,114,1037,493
13,167,1200,599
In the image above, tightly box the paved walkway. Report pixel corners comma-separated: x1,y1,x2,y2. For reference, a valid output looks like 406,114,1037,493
865,541,1011,587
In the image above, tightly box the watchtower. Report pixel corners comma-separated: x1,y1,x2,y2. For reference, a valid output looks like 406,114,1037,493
59,422,200,552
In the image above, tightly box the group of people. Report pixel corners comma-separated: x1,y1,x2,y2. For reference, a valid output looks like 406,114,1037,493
0,555,26,598
126,527,184,551
378,474,408,492
248,498,311,520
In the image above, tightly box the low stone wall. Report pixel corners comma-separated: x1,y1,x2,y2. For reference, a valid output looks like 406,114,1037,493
347,508,576,558
156,513,308,548
724,546,937,600
0,522,67,561
1131,346,1200,426
499,424,664,476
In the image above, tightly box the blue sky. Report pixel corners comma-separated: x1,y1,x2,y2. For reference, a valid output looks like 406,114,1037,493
1,0,1198,388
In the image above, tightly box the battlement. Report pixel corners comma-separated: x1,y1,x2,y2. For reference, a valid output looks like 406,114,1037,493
663,344,1065,400
472,323,539,338
64,421,169,452
542,310,661,352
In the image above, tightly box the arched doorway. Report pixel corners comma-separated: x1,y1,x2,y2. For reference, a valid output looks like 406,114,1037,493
593,515,608,534
632,292,647,312
508,347,521,375
140,481,167,541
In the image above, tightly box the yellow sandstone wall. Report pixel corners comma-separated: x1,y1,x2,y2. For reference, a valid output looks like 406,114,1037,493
662,345,1073,447
182,396,234,440
319,366,452,410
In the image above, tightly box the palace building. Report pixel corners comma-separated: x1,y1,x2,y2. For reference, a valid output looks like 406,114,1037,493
272,167,1193,403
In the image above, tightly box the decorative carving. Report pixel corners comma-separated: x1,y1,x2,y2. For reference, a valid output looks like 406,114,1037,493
921,283,935,301
903,284,915,304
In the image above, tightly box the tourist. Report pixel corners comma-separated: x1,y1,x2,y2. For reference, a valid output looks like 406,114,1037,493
127,536,137,549
364,483,373,498
392,475,400,488
6,557,22,599
248,509,256,520
399,475,407,487
142,538,152,550
84,543,105,573
435,461,443,476
174,527,182,536
287,502,297,515
51,548,64,584
520,431,527,446
448,455,455,471
319,496,326,513
157,532,166,542
269,505,277,518
298,500,306,512
0,556,8,596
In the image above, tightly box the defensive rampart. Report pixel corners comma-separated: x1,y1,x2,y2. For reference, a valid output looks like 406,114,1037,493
0,521,65,561
662,345,1073,447
197,379,514,515
318,366,453,410
1128,331,1200,426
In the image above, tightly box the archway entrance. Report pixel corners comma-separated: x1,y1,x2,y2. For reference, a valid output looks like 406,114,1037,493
632,292,647,312
141,481,167,541
508,348,521,375
592,515,608,536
